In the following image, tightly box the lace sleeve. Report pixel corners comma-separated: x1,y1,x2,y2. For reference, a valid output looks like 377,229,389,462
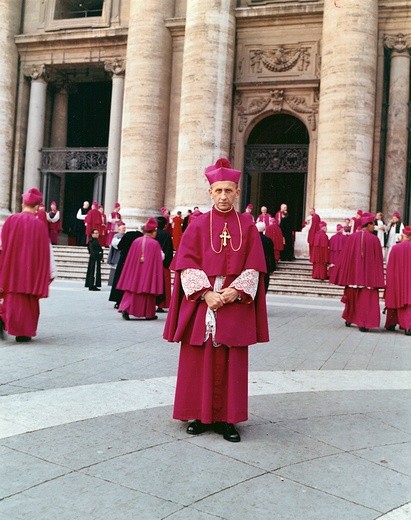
181,268,211,297
229,269,259,299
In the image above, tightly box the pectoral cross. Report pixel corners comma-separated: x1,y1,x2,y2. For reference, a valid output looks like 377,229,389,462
220,224,231,247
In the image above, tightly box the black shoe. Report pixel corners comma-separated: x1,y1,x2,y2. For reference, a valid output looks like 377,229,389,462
94,287,101,291
386,325,396,331
405,329,411,336
359,327,369,333
186,420,208,435
156,308,166,313
214,422,241,442
16,336,32,343
114,303,119,309
345,321,351,327
88,287,96,291
0,318,5,340
122,311,130,321
146,315,158,320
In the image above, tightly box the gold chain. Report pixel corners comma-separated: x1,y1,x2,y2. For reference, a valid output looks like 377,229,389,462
210,206,243,254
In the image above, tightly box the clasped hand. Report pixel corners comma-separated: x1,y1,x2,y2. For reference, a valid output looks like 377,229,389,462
204,288,239,311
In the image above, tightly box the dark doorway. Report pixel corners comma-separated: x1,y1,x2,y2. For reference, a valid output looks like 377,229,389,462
63,173,95,236
67,81,111,147
244,114,309,232
62,80,111,235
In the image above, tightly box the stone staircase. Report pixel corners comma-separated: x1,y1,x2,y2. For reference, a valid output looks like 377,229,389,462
53,245,344,298
268,259,343,298
53,245,111,283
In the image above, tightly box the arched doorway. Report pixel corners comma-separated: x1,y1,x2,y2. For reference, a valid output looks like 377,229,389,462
243,114,309,232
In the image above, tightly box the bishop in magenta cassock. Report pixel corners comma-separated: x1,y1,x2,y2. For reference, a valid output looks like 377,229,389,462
328,224,348,284
307,208,321,263
0,188,52,342
384,226,411,335
331,212,385,332
117,217,164,320
164,158,269,442
311,221,329,280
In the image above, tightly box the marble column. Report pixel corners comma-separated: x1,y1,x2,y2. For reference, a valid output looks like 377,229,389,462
0,0,23,220
174,0,237,211
315,0,378,222
104,59,125,214
118,1,173,228
23,64,48,192
51,85,68,148
383,33,411,217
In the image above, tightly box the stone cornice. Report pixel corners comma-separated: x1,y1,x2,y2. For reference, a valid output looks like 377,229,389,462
164,17,185,38
235,3,323,28
15,27,128,51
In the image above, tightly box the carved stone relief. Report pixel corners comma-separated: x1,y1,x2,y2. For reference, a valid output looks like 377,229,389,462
235,89,318,132
384,33,411,54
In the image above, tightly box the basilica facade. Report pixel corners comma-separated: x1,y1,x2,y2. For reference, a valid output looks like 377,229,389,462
0,0,410,238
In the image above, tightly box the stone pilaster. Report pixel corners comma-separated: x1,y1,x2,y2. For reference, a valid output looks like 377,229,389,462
383,33,411,218
51,83,68,148
118,1,173,228
23,64,48,192
174,0,237,211
104,58,125,214
0,0,23,220
315,0,378,222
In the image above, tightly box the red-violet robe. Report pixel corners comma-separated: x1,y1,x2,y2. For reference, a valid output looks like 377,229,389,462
116,235,164,318
311,229,329,280
328,232,348,284
384,240,411,330
331,229,384,328
85,208,103,239
164,206,269,424
307,213,320,262
0,212,50,337
106,211,122,246
172,215,183,250
256,213,272,228
47,210,62,245
265,221,284,262
36,209,49,230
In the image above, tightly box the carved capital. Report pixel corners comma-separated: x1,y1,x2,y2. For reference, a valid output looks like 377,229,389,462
104,58,126,77
23,64,49,81
384,34,411,55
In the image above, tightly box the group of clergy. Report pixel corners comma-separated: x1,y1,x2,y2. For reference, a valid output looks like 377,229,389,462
36,201,62,245
306,209,411,335
76,201,124,247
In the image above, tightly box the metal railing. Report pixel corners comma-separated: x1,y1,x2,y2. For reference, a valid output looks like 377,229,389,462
41,147,108,173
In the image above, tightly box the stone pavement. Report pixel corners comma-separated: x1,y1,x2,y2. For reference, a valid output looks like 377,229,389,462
0,280,410,520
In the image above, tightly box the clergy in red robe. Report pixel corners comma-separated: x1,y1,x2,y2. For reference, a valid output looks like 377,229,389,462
46,201,62,245
117,217,164,320
311,221,329,280
0,188,52,342
307,208,321,262
328,224,348,284
384,226,411,335
164,158,269,443
36,203,49,230
85,201,103,240
171,211,183,250
256,206,272,227
106,202,122,247
265,218,284,262
331,212,385,332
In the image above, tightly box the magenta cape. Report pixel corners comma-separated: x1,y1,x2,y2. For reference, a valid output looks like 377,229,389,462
312,230,329,264
85,208,103,235
307,213,321,245
0,212,50,298
116,235,164,295
257,213,271,227
164,207,269,347
329,232,348,264
385,240,411,309
265,222,284,251
331,229,384,288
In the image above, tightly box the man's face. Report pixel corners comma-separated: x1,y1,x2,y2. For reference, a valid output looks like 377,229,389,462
118,225,126,233
261,206,267,214
209,181,240,211
92,230,99,238
281,204,287,212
